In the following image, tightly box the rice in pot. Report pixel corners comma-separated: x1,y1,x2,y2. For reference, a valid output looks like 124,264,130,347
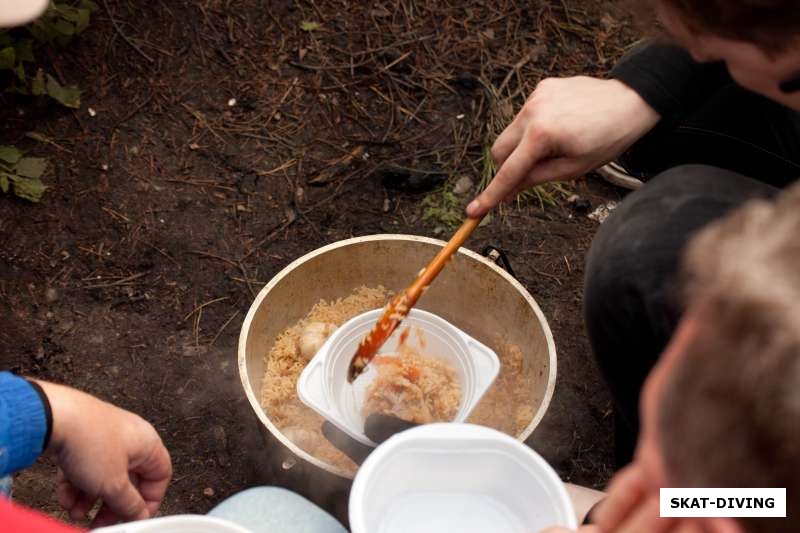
260,286,537,475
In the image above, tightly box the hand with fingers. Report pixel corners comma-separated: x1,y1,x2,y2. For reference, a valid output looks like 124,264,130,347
558,464,707,533
35,380,172,528
466,76,661,218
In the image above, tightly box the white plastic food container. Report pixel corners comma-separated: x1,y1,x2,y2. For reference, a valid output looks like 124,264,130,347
93,515,250,533
349,423,577,533
0,0,49,28
297,308,501,446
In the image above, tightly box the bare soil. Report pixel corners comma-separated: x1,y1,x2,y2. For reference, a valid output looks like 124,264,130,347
1,0,634,527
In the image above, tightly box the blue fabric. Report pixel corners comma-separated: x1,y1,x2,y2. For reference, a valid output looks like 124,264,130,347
208,487,347,533
0,372,47,477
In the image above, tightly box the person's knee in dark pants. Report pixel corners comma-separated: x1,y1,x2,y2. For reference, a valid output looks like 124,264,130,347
584,165,777,466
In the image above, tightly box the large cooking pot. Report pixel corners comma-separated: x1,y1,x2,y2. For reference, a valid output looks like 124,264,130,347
239,235,556,486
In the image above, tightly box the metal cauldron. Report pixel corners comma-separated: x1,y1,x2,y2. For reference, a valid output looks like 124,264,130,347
239,235,556,486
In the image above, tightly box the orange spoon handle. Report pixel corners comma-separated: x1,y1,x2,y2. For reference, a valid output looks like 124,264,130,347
347,216,483,382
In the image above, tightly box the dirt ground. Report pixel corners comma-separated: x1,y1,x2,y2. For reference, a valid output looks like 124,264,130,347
1,0,636,527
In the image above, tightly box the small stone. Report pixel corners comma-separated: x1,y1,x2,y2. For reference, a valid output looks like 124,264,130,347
88,108,97,117
567,195,591,213
203,487,215,497
130,146,140,156
227,98,237,107
452,176,474,196
44,287,58,303
189,143,200,151
452,73,479,91
574,199,591,213
101,164,109,171
432,226,445,236
294,187,305,205
588,201,618,224
382,198,391,213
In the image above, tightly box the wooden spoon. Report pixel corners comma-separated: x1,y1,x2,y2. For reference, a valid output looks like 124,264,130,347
347,216,484,382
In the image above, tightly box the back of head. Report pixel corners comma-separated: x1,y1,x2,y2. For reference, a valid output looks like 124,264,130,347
648,0,800,53
659,183,800,533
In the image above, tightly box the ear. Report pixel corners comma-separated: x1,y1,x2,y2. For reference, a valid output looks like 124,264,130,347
703,517,744,533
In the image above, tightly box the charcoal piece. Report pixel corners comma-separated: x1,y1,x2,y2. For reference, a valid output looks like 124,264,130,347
379,166,445,193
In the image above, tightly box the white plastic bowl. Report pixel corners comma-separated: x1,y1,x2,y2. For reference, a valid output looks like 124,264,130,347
350,424,578,533
297,308,500,446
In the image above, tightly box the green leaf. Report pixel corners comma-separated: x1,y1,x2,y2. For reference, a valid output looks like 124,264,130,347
0,173,8,194
15,157,48,179
300,21,320,32
31,69,45,95
74,8,91,34
0,146,23,165
46,74,81,108
80,0,100,12
13,38,35,62
27,20,53,45
0,47,15,70
11,176,47,202
53,19,76,46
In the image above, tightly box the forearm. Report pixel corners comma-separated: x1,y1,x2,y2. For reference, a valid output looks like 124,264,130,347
611,40,732,128
0,372,51,476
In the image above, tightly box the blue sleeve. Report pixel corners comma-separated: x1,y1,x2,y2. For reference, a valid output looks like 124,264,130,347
0,372,48,476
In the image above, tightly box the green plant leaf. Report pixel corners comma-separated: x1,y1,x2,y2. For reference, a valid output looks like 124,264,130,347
27,20,52,45
53,19,76,46
0,173,8,194
0,47,15,70
15,63,26,82
13,38,35,62
46,74,81,108
31,69,46,95
74,8,91,33
80,0,100,12
11,176,47,202
0,146,23,164
15,157,48,179
300,21,320,32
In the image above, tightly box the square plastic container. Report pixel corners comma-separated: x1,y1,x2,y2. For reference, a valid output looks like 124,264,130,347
297,308,501,446
349,424,578,533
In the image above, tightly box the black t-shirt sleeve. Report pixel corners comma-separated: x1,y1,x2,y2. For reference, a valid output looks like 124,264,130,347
610,41,732,128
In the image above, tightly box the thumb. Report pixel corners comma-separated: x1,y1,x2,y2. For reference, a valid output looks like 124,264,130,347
101,476,149,524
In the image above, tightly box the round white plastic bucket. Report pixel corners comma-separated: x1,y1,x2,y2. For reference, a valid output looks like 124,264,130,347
92,515,250,533
297,309,500,446
349,423,577,533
